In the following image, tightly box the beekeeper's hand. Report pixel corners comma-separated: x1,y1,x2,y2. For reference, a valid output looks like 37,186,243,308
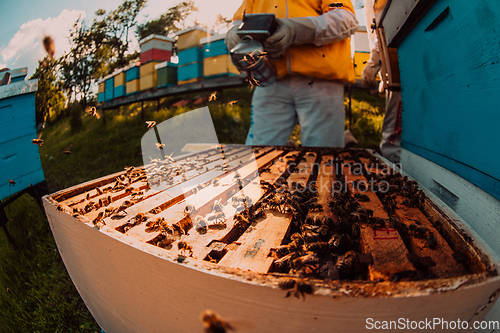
264,18,316,59
225,24,241,51
361,49,382,89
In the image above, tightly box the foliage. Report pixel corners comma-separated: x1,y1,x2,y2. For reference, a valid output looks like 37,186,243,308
30,58,66,125
346,90,385,150
96,0,148,71
135,1,195,40
0,194,101,332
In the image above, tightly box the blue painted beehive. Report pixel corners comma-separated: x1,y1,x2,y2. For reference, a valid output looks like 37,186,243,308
0,72,44,200
177,46,204,66
126,64,140,82
114,85,126,98
397,0,500,200
201,34,230,58
178,62,203,82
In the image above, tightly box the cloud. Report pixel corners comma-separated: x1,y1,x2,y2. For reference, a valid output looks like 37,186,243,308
0,9,85,75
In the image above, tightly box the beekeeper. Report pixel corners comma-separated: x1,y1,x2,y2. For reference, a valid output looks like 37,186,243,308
361,0,402,163
225,1,359,147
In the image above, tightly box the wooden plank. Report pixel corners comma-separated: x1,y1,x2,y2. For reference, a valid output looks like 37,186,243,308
123,149,283,243
183,151,299,261
116,147,271,220
63,145,248,207
218,153,318,273
342,159,415,281
103,147,267,231
359,157,467,278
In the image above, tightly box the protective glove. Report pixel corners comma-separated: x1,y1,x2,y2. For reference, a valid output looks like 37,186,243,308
361,49,381,89
264,17,316,59
225,24,241,52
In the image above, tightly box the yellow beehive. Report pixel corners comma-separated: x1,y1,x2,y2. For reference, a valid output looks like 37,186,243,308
353,52,370,79
178,77,203,85
140,73,157,91
126,79,140,94
203,54,239,78
98,82,105,93
176,26,214,51
114,72,125,87
140,62,160,77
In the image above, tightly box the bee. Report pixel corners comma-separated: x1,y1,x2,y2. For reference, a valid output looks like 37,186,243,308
95,187,103,195
354,193,370,202
208,92,217,102
86,106,98,117
56,204,64,211
107,195,113,205
211,200,224,213
200,309,233,333
177,241,193,256
134,213,148,224
275,242,298,256
285,279,313,300
8,180,15,185
209,215,227,230
157,235,176,248
302,230,320,243
351,223,361,239
328,233,342,252
305,242,329,253
293,254,319,268
156,143,165,150
227,100,238,106
338,251,357,276
86,192,90,201
195,216,208,233
212,178,220,187
146,121,156,130
278,278,296,291
425,233,438,249
32,139,44,146
63,150,71,155
92,212,104,225
308,203,323,212
274,252,299,271
251,208,266,220
184,204,197,216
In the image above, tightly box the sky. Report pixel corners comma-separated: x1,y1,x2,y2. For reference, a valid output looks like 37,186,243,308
0,0,367,77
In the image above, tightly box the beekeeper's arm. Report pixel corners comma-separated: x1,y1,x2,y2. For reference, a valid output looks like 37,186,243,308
361,0,381,89
264,5,359,58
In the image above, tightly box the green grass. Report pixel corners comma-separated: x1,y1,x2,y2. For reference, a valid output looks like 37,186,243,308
0,86,383,332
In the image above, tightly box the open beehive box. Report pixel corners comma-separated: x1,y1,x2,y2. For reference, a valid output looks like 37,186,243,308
43,146,500,333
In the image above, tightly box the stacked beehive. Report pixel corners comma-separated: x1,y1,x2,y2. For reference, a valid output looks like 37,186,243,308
201,34,239,79
97,82,105,103
139,35,174,91
155,61,178,88
104,75,114,102
113,69,126,98
125,62,141,95
176,26,214,84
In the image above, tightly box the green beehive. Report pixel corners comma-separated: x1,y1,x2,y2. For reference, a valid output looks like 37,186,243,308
155,62,178,88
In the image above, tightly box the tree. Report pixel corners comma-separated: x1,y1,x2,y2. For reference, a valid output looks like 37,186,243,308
135,1,195,40
31,57,66,125
98,0,148,70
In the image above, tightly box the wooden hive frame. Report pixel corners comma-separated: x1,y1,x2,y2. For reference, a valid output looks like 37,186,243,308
43,146,500,332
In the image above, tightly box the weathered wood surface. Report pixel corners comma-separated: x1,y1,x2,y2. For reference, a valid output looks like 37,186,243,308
218,152,318,273
342,159,415,281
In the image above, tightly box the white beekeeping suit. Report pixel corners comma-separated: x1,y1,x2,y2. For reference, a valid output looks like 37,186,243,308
362,0,402,163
